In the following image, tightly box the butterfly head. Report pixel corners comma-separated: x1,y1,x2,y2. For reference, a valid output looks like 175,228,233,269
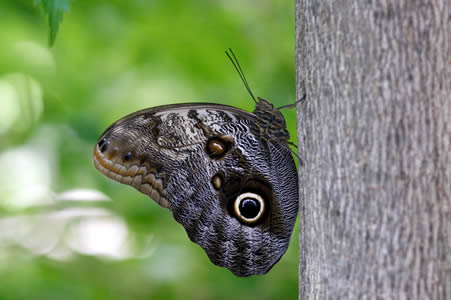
252,97,290,143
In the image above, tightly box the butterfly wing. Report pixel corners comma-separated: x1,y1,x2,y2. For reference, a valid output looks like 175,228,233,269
93,103,298,277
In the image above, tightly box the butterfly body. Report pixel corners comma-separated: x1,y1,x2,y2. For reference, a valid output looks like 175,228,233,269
93,97,298,277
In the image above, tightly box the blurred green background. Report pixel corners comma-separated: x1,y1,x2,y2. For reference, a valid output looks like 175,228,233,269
0,0,298,299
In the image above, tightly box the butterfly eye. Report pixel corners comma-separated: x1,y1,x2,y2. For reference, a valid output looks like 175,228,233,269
233,192,265,224
206,136,233,159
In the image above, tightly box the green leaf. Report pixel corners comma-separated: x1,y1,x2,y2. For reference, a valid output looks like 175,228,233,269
35,0,74,46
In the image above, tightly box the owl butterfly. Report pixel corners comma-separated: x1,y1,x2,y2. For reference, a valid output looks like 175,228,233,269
93,49,299,277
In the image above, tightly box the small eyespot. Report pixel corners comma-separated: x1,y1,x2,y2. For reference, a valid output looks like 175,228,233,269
98,138,106,148
106,146,119,160
98,138,110,153
211,174,222,190
233,192,265,224
206,136,233,159
123,152,132,161
207,138,225,156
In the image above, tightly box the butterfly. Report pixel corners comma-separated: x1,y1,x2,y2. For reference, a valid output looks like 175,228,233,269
93,49,299,277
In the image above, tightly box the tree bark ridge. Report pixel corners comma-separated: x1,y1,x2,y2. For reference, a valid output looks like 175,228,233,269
296,0,450,299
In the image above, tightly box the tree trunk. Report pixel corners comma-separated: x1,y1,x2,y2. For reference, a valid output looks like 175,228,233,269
296,1,450,299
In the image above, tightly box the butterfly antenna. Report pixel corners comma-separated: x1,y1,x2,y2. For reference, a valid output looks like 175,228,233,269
225,48,257,104
277,93,306,110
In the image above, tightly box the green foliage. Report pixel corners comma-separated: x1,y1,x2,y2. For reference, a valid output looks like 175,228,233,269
0,1,297,299
34,0,74,46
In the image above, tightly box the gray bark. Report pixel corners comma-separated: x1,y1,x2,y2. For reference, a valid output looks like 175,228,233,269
296,1,450,299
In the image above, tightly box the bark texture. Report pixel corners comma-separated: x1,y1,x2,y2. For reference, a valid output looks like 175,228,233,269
296,1,450,299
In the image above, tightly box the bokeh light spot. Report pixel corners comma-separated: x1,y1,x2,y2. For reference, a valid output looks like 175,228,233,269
0,79,20,134
0,73,43,135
